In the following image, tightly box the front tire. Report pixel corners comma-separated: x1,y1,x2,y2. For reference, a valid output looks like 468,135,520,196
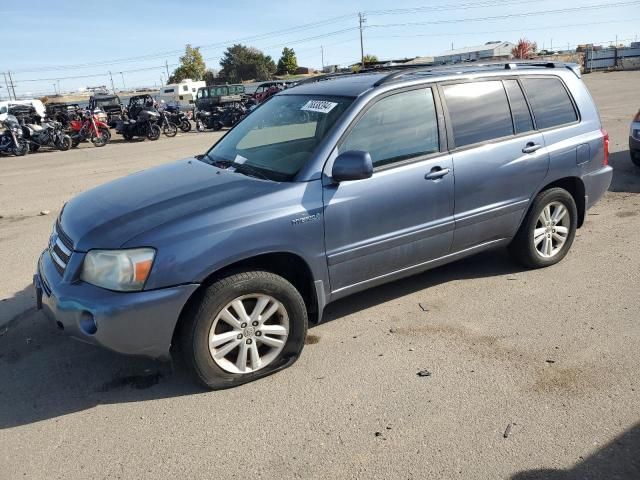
632,151,640,167
509,188,577,268
163,122,178,137
178,271,308,390
57,135,72,151
13,140,29,156
91,128,110,147
180,118,191,132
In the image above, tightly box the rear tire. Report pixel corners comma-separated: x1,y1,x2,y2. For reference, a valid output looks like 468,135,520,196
508,188,577,269
178,271,308,390
147,124,161,141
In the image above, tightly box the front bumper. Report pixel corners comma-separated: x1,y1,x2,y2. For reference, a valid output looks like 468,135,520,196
34,250,199,359
630,133,640,156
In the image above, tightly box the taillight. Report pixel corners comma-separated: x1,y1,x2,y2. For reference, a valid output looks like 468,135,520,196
634,110,640,122
601,128,609,166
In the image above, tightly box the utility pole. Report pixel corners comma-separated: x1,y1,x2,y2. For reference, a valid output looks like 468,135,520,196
53,83,57,95
321,45,325,71
108,71,115,93
358,12,366,68
3,72,12,101
165,60,170,79
120,72,126,90
550,38,553,51
7,71,17,100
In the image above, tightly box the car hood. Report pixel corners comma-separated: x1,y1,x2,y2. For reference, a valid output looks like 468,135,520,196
60,159,282,251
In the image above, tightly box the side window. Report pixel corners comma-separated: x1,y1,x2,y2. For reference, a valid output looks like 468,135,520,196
443,81,514,148
520,77,578,129
339,88,439,168
504,80,534,134
183,85,188,91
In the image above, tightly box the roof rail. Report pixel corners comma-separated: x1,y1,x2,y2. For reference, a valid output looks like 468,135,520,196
373,60,581,86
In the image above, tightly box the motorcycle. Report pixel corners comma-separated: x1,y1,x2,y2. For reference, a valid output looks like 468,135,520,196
0,115,29,156
69,109,110,148
158,110,178,137
164,105,191,132
196,104,247,132
22,121,71,152
115,109,161,141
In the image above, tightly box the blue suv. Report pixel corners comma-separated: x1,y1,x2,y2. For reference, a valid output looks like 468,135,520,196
34,62,612,389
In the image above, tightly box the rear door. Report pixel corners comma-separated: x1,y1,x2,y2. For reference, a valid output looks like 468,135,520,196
323,87,455,295
441,78,549,251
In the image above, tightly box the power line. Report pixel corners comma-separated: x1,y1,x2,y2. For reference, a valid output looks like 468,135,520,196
365,0,543,16
366,0,640,28
363,17,640,41
7,14,356,74
3,0,557,74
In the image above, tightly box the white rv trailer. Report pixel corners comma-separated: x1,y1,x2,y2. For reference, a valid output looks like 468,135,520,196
157,79,205,110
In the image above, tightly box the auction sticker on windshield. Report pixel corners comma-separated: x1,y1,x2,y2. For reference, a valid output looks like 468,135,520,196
300,100,338,114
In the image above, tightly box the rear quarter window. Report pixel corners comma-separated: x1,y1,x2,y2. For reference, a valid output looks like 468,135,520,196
520,77,578,130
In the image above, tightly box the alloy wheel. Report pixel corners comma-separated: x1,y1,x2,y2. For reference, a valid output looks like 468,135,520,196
533,201,570,258
208,294,289,374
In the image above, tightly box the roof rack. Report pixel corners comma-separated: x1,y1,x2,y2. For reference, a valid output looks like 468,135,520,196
372,60,581,86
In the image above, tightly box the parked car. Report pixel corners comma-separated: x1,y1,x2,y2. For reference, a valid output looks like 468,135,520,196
89,94,124,128
34,62,612,389
194,84,244,111
630,109,640,167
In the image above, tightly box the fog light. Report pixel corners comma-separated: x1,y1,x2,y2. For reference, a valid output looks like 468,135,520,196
79,311,97,335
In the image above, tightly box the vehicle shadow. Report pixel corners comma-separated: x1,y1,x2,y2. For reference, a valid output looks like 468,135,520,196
511,422,640,479
322,247,524,323
1,248,522,429
608,150,640,193
0,287,202,430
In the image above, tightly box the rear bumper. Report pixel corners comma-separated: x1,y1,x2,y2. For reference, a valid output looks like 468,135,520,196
583,165,613,211
35,251,199,359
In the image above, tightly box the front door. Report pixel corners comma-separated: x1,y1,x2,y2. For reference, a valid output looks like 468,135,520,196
322,87,455,295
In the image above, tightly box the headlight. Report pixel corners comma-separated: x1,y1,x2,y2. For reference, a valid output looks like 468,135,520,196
80,248,155,291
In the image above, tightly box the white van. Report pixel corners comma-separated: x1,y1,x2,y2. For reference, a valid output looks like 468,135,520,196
157,79,205,110
0,99,46,121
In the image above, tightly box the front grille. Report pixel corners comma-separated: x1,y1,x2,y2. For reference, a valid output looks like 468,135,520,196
49,220,74,275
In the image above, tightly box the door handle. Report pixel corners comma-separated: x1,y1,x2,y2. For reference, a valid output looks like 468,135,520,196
522,142,543,154
425,167,450,180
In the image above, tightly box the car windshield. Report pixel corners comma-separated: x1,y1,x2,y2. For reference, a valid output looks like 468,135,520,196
204,94,353,181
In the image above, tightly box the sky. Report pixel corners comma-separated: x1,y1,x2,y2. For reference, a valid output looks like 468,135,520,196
1,0,639,98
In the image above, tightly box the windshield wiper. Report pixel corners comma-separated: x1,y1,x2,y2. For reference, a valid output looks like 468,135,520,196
231,162,271,181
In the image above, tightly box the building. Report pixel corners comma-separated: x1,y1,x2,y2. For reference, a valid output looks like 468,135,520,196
434,41,515,64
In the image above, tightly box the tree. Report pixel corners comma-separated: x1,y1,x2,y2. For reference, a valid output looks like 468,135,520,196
362,54,379,67
511,39,537,59
168,44,207,83
203,69,218,85
219,44,277,82
277,47,298,75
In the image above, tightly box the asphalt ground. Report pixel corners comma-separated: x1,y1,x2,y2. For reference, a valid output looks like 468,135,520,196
0,71,639,479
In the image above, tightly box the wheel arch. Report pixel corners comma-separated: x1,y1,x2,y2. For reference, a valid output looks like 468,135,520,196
172,251,320,351
535,176,586,228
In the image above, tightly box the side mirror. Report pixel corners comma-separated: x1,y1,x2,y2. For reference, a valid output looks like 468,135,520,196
332,150,373,182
